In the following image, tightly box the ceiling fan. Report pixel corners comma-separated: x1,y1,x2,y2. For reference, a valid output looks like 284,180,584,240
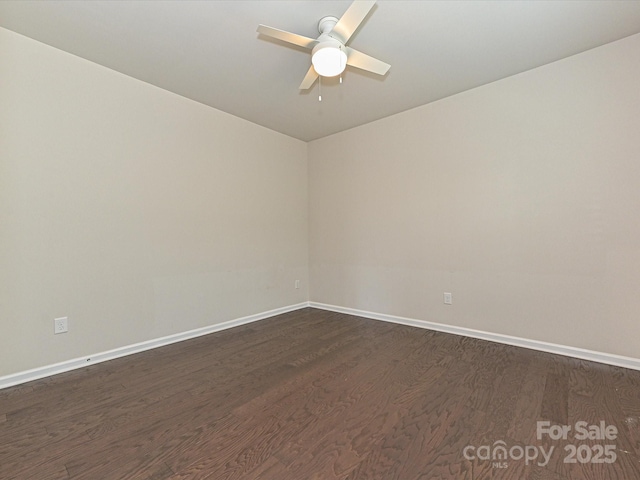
257,0,390,90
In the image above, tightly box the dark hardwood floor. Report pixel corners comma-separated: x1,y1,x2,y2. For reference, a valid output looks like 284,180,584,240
1,307,639,479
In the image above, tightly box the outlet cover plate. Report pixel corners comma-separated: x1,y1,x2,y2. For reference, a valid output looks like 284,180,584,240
54,317,68,334
443,293,453,305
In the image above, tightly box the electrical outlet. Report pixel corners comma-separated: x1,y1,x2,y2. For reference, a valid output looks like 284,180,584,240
54,317,68,334
295,279,300,289
443,293,452,305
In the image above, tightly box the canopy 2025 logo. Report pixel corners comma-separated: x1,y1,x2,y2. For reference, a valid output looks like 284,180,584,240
462,420,618,469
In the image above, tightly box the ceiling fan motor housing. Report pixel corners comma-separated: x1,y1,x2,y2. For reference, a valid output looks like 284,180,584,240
318,15,340,35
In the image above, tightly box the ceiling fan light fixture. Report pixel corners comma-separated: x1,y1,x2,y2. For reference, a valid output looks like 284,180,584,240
312,44,347,77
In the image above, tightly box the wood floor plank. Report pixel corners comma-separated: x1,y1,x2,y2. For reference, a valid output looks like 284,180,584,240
2,461,71,480
540,371,569,426
507,359,548,444
0,431,93,479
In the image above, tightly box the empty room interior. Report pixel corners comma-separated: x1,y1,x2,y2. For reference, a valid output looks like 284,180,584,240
2,1,640,479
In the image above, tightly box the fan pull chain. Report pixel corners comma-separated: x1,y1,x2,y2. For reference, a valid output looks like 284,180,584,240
339,46,344,84
319,76,322,102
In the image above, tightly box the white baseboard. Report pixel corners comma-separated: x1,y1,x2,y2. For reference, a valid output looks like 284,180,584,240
0,303,309,390
309,302,640,372
4,301,638,390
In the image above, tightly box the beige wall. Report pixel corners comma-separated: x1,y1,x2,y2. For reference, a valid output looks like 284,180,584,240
0,28,308,376
309,34,640,359
2,25,639,379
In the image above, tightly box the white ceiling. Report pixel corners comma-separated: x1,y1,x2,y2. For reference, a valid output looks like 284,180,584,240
2,1,640,141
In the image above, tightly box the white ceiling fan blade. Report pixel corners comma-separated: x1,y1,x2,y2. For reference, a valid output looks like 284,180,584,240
299,65,319,90
345,47,390,75
331,0,376,44
257,25,317,49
